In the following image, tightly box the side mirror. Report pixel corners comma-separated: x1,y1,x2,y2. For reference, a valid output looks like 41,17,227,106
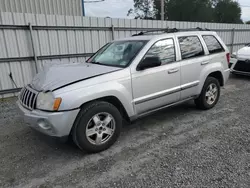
137,56,161,70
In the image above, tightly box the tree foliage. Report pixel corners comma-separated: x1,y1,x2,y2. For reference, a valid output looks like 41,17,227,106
127,0,154,19
246,21,250,24
155,0,214,22
130,0,243,23
213,0,242,23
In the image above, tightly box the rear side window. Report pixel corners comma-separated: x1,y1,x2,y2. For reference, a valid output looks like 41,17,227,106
178,36,204,60
202,35,225,54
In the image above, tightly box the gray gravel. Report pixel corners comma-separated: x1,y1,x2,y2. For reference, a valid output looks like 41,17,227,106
0,75,250,188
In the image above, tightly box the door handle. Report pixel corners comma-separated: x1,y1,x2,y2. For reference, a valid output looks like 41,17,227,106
201,61,209,65
168,68,179,74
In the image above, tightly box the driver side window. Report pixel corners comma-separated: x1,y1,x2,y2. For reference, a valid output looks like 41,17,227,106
145,38,176,65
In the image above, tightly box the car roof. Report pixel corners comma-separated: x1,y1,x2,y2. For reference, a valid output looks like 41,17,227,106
115,31,217,42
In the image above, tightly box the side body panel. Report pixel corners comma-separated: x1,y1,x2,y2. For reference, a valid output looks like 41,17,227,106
131,62,181,114
54,68,135,117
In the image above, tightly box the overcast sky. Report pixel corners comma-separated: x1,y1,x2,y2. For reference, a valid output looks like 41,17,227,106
85,0,250,22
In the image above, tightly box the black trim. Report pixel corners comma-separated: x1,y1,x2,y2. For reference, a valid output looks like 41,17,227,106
58,108,80,112
52,69,121,91
231,70,250,76
37,107,80,113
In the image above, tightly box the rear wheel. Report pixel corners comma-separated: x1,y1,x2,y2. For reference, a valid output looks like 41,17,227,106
195,77,220,110
72,101,122,153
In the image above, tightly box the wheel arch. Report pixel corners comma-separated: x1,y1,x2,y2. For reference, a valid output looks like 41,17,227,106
198,66,225,95
207,71,224,86
79,96,130,122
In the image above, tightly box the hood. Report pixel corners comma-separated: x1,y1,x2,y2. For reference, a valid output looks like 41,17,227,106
237,46,250,58
30,62,122,91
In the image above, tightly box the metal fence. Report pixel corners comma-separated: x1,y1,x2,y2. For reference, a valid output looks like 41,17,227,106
0,0,83,16
1,12,250,98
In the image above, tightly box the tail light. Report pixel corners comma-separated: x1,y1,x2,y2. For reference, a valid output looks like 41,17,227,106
226,53,230,65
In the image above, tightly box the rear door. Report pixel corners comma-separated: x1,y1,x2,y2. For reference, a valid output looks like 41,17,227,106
177,35,210,99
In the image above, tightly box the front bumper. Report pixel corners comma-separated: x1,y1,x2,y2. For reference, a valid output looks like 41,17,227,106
17,101,80,138
231,70,250,76
230,58,250,76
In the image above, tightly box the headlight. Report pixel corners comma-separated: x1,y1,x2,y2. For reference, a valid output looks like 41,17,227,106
36,92,62,111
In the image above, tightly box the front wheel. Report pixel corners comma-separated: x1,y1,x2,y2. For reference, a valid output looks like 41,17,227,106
195,77,220,110
72,101,122,153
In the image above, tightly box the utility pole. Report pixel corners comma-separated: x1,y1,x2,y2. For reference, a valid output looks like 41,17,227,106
82,0,85,16
161,0,164,20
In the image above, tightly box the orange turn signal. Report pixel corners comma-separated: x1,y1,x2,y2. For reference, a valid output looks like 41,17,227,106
53,98,62,111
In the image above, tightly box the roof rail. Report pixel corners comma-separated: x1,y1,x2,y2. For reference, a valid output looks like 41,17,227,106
132,27,210,36
179,27,210,32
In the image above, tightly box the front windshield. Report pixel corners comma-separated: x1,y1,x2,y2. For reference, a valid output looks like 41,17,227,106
88,40,147,67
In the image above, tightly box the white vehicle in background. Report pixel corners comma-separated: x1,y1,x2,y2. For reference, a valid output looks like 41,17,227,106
230,43,250,75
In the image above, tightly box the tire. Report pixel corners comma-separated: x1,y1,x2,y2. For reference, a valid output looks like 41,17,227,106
195,77,220,110
72,101,122,153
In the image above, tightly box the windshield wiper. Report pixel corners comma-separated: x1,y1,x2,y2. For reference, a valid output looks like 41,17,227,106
89,61,102,65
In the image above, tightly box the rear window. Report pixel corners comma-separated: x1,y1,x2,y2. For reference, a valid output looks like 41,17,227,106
178,36,205,60
202,35,225,54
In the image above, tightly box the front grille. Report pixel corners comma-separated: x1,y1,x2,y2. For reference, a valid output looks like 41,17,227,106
234,60,250,72
19,85,39,110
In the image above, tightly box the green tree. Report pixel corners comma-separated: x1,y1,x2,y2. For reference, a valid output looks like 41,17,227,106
152,0,243,23
213,0,242,23
246,21,250,24
127,0,155,19
154,0,214,22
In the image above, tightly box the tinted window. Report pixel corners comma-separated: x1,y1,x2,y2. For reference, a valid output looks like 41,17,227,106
145,38,176,65
203,35,225,54
178,36,204,60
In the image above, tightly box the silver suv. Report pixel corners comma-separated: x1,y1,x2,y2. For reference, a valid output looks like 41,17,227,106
17,29,230,153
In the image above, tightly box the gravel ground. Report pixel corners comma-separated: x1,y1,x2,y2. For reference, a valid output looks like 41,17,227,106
0,75,250,188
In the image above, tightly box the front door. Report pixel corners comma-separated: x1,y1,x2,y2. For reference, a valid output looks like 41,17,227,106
131,38,181,114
